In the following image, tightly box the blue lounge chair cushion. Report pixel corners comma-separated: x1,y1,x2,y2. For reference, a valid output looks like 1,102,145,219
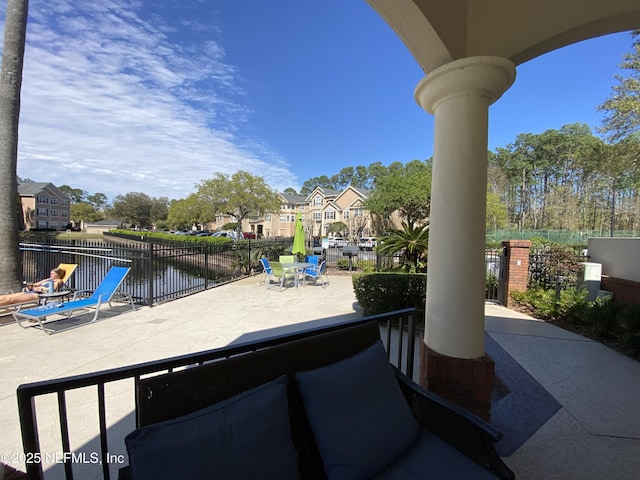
295,341,419,480
125,375,299,480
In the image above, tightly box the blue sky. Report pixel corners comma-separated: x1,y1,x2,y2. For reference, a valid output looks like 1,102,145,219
0,0,634,202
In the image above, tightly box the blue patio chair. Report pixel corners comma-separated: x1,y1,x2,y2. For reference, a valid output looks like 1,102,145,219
258,257,272,286
304,260,329,288
305,255,319,266
12,266,135,334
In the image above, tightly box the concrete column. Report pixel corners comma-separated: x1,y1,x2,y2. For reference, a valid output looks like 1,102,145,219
415,57,515,359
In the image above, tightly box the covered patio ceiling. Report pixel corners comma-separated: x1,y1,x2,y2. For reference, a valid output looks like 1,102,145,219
366,0,640,73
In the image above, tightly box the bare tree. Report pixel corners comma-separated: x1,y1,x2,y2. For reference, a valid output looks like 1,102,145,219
0,0,28,292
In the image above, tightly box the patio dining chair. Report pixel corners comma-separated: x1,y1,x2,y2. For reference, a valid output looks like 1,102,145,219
258,257,273,286
267,262,295,292
305,255,319,266
304,260,329,288
279,255,304,286
259,258,294,291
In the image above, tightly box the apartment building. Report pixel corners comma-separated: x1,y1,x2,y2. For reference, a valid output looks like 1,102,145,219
18,182,71,231
209,186,401,239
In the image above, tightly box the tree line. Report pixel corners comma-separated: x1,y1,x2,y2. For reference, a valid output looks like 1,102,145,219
49,31,640,235
489,124,639,233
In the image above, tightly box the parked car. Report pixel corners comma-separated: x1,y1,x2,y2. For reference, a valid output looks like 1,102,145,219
358,237,377,251
211,231,244,241
327,237,349,248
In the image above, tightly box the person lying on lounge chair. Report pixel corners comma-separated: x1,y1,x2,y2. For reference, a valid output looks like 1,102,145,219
0,267,66,307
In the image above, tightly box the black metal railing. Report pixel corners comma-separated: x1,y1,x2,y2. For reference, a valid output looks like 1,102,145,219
485,248,502,301
16,308,418,480
19,237,292,306
528,250,588,290
19,236,504,308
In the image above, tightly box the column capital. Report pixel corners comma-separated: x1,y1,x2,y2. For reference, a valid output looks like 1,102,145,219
415,56,516,114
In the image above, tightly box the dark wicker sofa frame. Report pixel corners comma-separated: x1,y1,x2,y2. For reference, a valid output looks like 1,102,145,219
121,320,514,480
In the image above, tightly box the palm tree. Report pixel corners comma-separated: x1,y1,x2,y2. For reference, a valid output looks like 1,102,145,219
377,222,429,272
0,0,29,292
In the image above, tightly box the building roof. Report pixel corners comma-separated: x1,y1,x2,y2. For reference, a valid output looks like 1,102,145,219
85,219,123,226
305,186,341,201
280,193,307,203
18,181,69,199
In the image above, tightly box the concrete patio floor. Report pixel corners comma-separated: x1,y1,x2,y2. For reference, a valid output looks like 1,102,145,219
1,274,639,479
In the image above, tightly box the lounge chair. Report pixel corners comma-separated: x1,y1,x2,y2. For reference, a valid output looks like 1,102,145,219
12,266,135,334
304,260,329,288
0,263,78,315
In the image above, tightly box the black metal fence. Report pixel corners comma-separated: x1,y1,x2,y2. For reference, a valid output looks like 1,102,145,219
19,236,292,306
528,249,588,290
19,235,505,306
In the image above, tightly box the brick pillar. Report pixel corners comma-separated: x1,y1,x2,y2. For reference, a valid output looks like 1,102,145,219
501,240,532,308
419,342,495,421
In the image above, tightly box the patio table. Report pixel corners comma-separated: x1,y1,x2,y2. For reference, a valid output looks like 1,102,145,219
38,290,72,305
281,262,315,288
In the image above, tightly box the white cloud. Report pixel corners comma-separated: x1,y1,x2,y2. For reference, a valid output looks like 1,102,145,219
5,0,298,201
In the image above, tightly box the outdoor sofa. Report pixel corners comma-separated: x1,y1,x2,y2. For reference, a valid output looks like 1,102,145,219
119,319,514,479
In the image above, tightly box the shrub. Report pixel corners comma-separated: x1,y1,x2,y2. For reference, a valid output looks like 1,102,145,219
581,296,622,338
336,258,352,270
352,273,426,317
510,286,588,321
358,260,376,273
616,304,640,352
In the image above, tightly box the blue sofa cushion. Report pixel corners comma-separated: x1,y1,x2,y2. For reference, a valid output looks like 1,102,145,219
125,375,299,480
373,429,499,479
295,340,419,480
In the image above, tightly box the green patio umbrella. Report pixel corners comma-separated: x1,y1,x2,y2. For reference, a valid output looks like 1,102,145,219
291,213,306,260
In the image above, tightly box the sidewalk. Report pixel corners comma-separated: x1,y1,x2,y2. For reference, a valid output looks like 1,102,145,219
1,274,639,479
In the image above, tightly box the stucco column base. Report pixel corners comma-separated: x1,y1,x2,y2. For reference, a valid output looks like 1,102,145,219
419,341,495,422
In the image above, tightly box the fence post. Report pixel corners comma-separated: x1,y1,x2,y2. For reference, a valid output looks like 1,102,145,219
501,240,532,307
147,242,154,306
204,246,209,289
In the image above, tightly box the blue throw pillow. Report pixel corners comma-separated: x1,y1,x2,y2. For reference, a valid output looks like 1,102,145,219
125,375,299,480
295,340,419,480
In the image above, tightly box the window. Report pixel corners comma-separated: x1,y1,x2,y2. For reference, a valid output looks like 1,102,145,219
61,199,69,206
265,214,272,221
314,196,322,206
343,211,349,220
298,205,305,211
37,195,47,204
325,209,335,220
37,221,48,229
60,211,68,218
279,215,286,222
50,222,59,230
50,198,59,205
37,208,47,216
50,209,59,217
354,208,364,217
313,212,322,221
